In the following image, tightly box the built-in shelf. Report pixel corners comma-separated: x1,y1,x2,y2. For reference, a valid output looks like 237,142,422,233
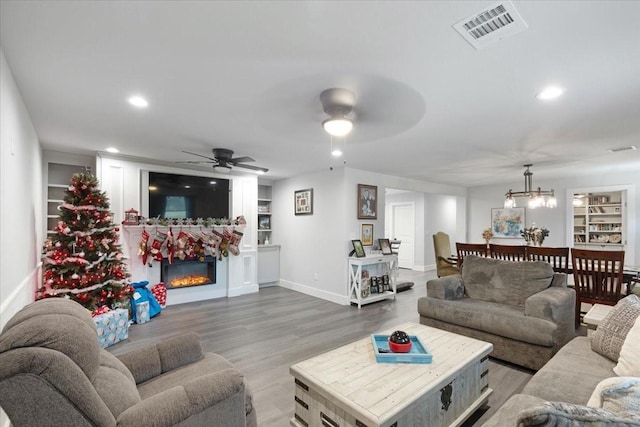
46,162,92,234
572,191,625,248
258,184,272,245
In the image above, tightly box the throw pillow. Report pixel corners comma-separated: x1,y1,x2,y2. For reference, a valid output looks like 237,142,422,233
591,295,640,362
517,401,640,426
614,315,640,376
587,377,640,413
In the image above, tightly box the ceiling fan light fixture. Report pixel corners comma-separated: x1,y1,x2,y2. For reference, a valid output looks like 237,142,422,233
536,86,565,100
322,117,353,137
213,165,232,174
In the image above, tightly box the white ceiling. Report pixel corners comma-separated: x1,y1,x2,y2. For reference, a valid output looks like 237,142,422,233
1,1,639,186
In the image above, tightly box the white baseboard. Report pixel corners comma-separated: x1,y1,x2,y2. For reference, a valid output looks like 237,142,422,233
278,280,349,305
227,284,259,297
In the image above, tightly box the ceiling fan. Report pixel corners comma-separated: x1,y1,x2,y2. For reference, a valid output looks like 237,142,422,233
178,148,268,174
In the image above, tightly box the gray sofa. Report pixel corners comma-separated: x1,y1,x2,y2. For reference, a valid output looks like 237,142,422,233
483,294,640,426
482,336,616,426
0,298,257,427
418,255,575,370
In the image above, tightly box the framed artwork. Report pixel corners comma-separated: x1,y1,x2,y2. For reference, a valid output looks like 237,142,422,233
379,238,393,255
491,207,526,238
361,224,373,246
351,239,366,258
258,215,271,230
357,184,377,219
294,188,313,215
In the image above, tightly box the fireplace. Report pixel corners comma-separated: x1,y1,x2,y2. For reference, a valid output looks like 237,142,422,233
161,256,216,289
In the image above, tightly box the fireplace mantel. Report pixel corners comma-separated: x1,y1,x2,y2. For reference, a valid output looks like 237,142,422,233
97,155,259,306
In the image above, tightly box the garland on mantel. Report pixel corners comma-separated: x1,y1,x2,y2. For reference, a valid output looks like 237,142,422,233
131,215,246,227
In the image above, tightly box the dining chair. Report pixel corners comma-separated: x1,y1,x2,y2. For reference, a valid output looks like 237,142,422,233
456,242,488,271
432,232,459,277
571,248,626,328
527,246,570,274
489,244,527,261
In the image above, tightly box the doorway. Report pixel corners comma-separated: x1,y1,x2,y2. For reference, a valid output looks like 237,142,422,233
390,202,415,269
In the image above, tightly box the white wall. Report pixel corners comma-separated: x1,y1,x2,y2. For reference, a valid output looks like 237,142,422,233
0,49,43,328
0,48,43,427
467,170,640,265
274,166,466,305
273,168,348,304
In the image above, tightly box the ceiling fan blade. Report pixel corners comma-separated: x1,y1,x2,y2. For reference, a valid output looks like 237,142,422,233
182,150,217,161
230,156,255,164
233,163,269,173
175,160,216,164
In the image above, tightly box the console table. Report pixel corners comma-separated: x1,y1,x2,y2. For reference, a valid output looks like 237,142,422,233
348,254,398,308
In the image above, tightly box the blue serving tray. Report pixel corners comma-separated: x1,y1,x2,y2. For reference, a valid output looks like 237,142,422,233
371,334,433,364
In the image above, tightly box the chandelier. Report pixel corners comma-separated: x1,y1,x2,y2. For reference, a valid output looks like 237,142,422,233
504,164,557,209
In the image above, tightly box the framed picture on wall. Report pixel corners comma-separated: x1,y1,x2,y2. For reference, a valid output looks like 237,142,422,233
361,224,373,246
491,207,525,238
294,188,313,215
351,239,366,258
357,184,377,219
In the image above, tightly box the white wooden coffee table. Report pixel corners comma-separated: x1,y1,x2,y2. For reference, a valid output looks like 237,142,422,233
290,322,493,427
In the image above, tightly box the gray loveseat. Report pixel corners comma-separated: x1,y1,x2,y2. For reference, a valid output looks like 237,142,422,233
418,255,575,370
0,298,257,427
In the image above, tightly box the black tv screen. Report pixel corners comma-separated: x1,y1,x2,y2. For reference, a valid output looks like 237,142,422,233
148,172,230,219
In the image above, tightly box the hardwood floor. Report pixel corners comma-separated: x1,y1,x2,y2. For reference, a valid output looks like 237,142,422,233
108,269,533,426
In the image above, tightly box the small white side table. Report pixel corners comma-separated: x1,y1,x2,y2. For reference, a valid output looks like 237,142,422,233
583,304,614,335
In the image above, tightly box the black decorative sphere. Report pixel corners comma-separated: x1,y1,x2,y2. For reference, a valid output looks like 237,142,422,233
389,330,410,344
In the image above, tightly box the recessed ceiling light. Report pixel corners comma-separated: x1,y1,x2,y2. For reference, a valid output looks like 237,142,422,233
184,185,191,189
105,147,119,153
128,95,149,108
148,186,158,191
536,86,565,100
210,181,217,184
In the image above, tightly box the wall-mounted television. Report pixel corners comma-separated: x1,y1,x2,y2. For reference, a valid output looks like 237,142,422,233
147,172,230,219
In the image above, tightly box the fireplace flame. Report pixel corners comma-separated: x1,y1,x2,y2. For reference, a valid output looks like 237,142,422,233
170,275,211,287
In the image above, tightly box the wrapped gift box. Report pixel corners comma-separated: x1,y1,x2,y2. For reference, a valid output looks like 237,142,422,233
93,308,129,348
151,282,167,308
135,300,150,324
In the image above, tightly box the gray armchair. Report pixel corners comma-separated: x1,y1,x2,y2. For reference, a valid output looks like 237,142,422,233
418,255,575,370
0,298,256,427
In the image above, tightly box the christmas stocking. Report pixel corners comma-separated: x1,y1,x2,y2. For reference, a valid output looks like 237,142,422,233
166,228,175,264
139,229,150,265
176,231,190,260
150,230,167,262
228,229,244,256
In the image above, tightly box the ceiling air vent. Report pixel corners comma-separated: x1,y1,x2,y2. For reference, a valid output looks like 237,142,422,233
609,145,637,153
453,1,528,50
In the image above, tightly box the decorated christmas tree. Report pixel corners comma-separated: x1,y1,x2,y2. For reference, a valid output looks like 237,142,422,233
38,172,131,311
